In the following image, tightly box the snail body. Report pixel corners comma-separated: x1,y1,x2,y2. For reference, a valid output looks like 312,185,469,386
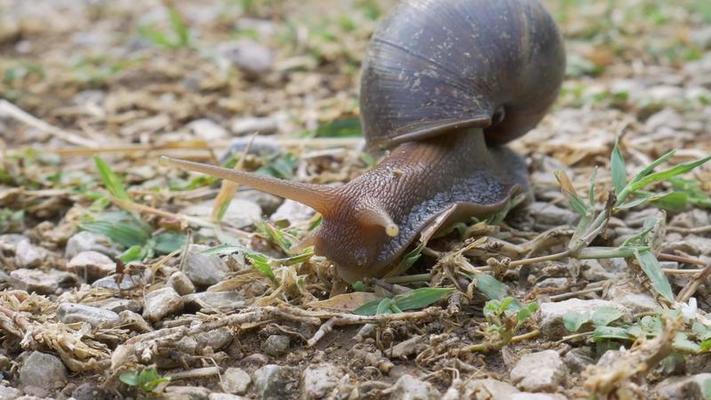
164,0,565,282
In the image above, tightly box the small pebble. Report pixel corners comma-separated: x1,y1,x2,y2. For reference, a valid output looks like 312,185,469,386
19,352,67,397
261,334,290,357
168,271,196,295
221,367,251,395
67,251,116,282
57,303,120,327
510,350,567,392
143,287,184,322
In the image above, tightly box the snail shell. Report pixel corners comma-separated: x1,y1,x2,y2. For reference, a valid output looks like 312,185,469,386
361,0,565,149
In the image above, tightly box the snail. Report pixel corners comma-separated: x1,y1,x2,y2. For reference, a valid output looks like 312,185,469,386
162,0,565,282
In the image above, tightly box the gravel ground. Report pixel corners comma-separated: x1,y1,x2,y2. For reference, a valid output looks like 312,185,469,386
0,0,710,399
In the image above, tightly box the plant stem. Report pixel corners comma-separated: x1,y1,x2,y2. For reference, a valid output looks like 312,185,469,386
462,329,540,352
576,246,636,259
384,273,432,284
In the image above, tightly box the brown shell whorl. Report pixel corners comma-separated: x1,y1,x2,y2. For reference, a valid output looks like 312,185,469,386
359,0,566,149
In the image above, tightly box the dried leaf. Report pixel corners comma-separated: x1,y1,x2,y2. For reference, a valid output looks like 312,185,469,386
309,292,380,312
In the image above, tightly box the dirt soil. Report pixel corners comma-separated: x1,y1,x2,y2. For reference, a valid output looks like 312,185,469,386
0,0,710,399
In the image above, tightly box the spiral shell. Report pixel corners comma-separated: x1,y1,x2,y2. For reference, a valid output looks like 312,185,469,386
360,0,565,149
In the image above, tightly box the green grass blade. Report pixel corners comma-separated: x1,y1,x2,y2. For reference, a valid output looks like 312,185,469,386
516,302,539,323
634,249,674,302
630,156,711,193
119,371,139,386
592,326,631,341
393,287,454,311
167,7,190,47
118,245,147,263
245,252,276,282
472,273,507,300
80,219,149,248
673,332,701,353
94,156,129,200
376,298,394,315
555,170,588,215
591,306,624,327
563,310,592,332
153,232,186,254
650,191,689,211
629,149,676,184
138,25,174,48
353,298,382,316
588,166,598,206
610,142,627,196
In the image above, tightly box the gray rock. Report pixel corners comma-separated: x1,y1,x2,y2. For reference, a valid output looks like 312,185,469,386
241,353,269,366
118,310,152,333
183,291,246,312
143,287,183,322
229,116,280,137
92,274,143,290
15,239,47,268
234,18,276,38
669,209,711,230
596,349,622,368
176,336,199,354
187,119,229,141
19,352,67,395
71,382,116,400
511,394,567,400
195,327,233,351
235,190,283,215
302,364,339,399
0,234,27,253
563,347,594,373
461,379,519,399
219,39,274,75
686,353,711,374
10,269,78,295
0,353,10,370
182,200,261,230
221,367,251,395
648,85,684,103
510,350,567,392
183,250,230,287
65,231,120,259
612,292,659,314
163,385,211,400
0,385,22,400
0,269,10,288
72,90,105,108
390,374,439,400
534,277,568,290
209,394,248,400
663,235,711,257
57,303,120,327
538,299,629,339
654,373,711,400
581,259,619,281
528,202,579,227
88,298,142,314
261,335,290,357
254,364,294,400
67,251,115,282
168,271,196,295
270,199,315,225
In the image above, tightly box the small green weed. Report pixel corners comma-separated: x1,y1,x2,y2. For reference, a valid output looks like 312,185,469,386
119,367,170,393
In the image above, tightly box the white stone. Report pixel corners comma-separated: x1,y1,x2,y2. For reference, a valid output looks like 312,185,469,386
510,350,567,392
142,287,183,322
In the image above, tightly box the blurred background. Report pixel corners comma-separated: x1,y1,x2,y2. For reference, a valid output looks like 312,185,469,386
0,0,709,154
